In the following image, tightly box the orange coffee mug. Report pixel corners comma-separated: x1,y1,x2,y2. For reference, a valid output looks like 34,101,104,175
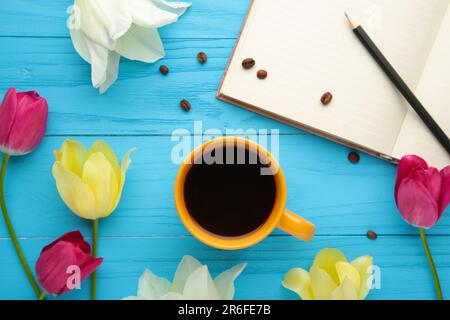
174,136,315,250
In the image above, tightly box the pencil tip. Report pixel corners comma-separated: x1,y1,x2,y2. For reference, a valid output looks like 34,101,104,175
344,12,358,29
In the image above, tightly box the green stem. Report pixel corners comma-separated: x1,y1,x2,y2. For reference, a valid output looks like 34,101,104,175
420,228,443,300
0,154,44,300
38,291,46,300
91,219,99,300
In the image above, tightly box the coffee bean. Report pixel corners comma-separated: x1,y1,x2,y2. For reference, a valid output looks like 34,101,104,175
257,69,268,79
180,99,191,112
159,65,169,75
367,230,378,240
242,58,256,69
197,52,207,64
348,151,360,164
321,92,333,105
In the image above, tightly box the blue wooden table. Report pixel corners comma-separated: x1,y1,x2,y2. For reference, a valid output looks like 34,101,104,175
0,0,449,300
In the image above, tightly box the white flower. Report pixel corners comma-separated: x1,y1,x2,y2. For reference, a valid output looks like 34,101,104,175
124,256,247,300
69,0,191,94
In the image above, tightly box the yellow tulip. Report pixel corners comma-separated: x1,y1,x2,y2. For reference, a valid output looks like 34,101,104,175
52,140,135,220
282,248,373,300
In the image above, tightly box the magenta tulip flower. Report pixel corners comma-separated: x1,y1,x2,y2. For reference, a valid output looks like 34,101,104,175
395,155,450,228
0,87,48,299
0,87,48,155
36,231,103,296
394,155,449,300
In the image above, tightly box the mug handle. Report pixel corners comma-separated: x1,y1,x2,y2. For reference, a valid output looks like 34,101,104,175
278,209,315,242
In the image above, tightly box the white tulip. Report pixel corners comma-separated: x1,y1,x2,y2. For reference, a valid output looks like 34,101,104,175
69,0,191,94
124,256,247,300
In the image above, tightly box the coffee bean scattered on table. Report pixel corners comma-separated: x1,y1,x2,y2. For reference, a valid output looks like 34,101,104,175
257,69,268,79
159,65,169,75
180,99,191,112
321,92,333,105
197,52,207,64
367,230,378,240
348,151,360,164
242,58,256,69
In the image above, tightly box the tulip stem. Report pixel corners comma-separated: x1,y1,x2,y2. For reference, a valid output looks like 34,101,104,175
0,154,45,300
91,219,99,300
38,291,46,300
420,228,443,300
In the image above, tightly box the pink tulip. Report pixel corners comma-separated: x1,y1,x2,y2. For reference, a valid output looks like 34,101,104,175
0,87,48,156
395,155,450,229
35,231,103,296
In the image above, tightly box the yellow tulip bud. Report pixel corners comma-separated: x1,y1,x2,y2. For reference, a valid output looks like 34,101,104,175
52,139,135,220
282,248,373,300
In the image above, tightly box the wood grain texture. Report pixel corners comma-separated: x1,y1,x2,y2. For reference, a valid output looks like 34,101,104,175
0,136,448,238
0,37,304,135
0,0,248,38
1,236,449,300
0,0,448,300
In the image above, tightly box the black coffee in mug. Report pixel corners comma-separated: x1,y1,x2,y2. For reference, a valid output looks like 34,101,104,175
183,145,276,237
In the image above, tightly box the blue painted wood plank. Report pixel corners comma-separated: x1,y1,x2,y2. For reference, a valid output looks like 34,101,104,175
0,136,448,239
0,0,248,38
0,37,303,135
1,235,448,300
1,0,449,301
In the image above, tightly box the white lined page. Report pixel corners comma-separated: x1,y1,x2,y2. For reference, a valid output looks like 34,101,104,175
220,0,449,155
393,6,450,168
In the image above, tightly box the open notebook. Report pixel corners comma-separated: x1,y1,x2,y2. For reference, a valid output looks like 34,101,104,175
218,0,450,168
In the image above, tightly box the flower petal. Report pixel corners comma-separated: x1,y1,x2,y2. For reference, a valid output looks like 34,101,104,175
69,28,91,64
214,263,246,300
182,265,221,300
89,49,110,89
282,268,314,300
35,241,79,295
70,28,121,94
172,255,203,294
409,168,442,204
82,152,119,218
86,141,120,180
397,178,439,228
395,155,428,200
137,269,172,300
128,0,190,28
109,147,136,213
52,162,96,219
335,261,361,289
54,140,87,177
310,266,337,300
439,166,450,216
311,248,347,285
351,255,373,299
75,257,103,295
162,292,184,300
41,231,89,254
70,27,111,89
114,25,164,63
331,277,358,300
99,51,121,94
74,0,112,50
75,0,132,49
152,0,192,15
5,93,48,155
0,88,17,148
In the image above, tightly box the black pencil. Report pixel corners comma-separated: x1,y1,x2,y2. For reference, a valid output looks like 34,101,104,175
345,13,450,155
